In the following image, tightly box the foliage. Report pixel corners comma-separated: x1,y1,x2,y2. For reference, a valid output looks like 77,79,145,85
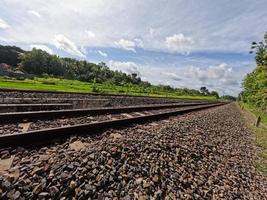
250,32,267,66
221,95,236,101
200,86,210,96
0,45,25,66
19,49,145,86
17,48,219,98
242,32,267,110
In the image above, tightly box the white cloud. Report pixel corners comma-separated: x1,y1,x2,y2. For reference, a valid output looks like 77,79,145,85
27,10,41,18
30,44,53,54
97,50,107,57
186,63,238,86
134,39,144,48
165,33,194,54
114,39,136,52
0,18,9,29
108,60,141,76
163,72,182,81
85,30,95,38
54,34,85,57
114,38,144,52
149,27,155,37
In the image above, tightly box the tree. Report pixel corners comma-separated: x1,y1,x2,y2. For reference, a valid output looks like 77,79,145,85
210,91,219,99
242,32,267,110
0,45,24,66
200,87,209,95
221,95,236,101
250,32,267,66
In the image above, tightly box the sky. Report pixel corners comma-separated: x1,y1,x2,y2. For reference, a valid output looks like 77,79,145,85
0,0,266,96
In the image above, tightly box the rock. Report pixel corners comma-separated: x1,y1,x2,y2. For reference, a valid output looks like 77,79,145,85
0,155,15,172
152,175,159,183
38,192,49,198
2,180,11,189
59,172,69,180
88,153,95,159
66,164,74,170
110,133,123,139
33,183,45,194
143,180,151,188
31,167,44,175
69,141,86,151
135,177,143,185
1,150,10,159
69,180,77,190
49,186,59,196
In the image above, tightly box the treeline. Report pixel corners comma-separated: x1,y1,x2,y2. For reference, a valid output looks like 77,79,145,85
19,49,145,86
0,45,24,66
0,45,220,98
242,32,267,109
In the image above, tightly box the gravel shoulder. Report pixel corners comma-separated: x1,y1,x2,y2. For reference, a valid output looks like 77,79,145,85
0,103,266,199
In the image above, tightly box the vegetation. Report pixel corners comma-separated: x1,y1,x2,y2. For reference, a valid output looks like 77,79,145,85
242,32,267,110
0,76,216,99
0,45,221,98
0,45,25,66
238,102,267,175
240,32,267,175
0,44,227,101
220,95,237,101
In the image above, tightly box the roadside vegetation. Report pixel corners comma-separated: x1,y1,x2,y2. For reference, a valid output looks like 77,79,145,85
238,102,267,175
240,32,267,175
242,32,267,110
0,44,220,99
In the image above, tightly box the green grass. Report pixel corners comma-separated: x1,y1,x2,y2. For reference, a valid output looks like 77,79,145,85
238,102,267,175
0,76,215,100
239,102,267,125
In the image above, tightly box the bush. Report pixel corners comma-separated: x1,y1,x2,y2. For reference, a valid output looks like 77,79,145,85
16,76,25,81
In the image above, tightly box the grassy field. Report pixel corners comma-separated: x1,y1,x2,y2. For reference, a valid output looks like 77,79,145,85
238,102,267,175
0,76,215,100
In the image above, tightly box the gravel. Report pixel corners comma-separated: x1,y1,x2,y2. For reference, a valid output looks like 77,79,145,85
0,103,266,199
0,91,206,107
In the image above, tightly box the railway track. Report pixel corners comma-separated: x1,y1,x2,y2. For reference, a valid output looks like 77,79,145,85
0,102,213,123
0,102,225,147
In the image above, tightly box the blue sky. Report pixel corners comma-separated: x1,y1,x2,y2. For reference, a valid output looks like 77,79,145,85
0,0,266,96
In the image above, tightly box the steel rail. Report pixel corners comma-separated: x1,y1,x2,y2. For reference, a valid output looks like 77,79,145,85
0,102,217,123
0,103,225,147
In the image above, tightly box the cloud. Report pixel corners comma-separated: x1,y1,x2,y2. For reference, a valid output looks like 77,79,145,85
114,39,136,52
85,30,95,38
108,60,141,76
165,33,194,54
97,50,107,57
114,38,144,52
0,18,9,29
54,34,85,57
163,72,182,81
186,63,238,86
27,10,41,18
30,44,53,54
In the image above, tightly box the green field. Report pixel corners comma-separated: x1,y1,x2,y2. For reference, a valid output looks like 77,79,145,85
0,76,215,100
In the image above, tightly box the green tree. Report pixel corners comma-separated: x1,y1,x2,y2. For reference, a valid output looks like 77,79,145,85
250,32,267,66
242,32,267,109
200,87,209,95
210,91,219,99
